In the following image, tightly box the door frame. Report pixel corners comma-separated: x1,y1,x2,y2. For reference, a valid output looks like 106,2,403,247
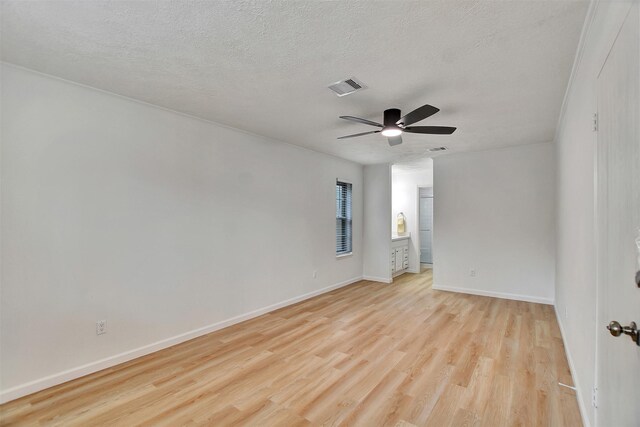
594,81,606,427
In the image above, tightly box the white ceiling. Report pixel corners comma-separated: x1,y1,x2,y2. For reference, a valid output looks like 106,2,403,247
1,1,588,165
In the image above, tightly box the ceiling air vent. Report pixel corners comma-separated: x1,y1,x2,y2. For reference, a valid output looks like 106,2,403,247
328,77,367,97
428,147,447,152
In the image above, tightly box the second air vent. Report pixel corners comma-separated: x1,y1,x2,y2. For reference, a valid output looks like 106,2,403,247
328,77,367,97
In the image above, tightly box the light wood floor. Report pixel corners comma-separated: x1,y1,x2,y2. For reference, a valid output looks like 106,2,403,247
1,270,582,426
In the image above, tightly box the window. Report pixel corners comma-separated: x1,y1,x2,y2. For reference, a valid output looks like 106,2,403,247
336,180,352,255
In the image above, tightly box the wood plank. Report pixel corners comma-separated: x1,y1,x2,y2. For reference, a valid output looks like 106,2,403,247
0,269,582,426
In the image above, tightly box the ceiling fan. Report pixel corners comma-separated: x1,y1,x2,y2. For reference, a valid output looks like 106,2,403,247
337,104,456,146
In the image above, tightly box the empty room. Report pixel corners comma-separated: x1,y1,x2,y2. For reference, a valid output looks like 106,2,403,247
1,1,638,426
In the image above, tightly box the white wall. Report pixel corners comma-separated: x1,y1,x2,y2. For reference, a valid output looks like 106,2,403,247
554,2,635,426
391,163,433,273
0,64,364,401
433,143,556,304
362,164,391,283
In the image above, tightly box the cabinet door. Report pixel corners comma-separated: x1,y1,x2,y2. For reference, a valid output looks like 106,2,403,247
395,248,403,271
391,250,396,272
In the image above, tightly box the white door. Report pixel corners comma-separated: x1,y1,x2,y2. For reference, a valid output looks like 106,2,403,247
419,188,433,264
596,5,639,426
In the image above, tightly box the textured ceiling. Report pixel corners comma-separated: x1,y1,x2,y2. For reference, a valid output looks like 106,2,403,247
1,1,588,165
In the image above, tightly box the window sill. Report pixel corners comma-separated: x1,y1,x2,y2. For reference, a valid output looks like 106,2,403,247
336,252,353,259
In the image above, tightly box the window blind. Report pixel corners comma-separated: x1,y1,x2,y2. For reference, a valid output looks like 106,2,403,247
336,181,352,255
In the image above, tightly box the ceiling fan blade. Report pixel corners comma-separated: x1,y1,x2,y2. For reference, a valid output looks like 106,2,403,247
397,104,440,126
337,130,380,140
388,135,403,146
339,116,383,127
404,126,457,135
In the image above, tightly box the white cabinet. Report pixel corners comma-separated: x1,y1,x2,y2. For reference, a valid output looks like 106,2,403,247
391,248,403,273
390,249,396,272
390,235,410,276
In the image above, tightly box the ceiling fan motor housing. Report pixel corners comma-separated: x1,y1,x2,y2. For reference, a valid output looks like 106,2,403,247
384,108,401,127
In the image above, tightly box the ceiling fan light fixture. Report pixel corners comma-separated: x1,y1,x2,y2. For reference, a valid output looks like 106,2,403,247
381,127,402,137
337,104,456,144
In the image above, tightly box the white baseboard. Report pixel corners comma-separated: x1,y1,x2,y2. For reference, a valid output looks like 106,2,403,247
432,284,554,305
0,275,363,404
363,275,392,284
554,306,590,427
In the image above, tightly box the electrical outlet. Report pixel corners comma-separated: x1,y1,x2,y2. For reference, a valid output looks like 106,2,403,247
470,269,477,277
565,307,568,320
312,270,318,279
96,320,107,336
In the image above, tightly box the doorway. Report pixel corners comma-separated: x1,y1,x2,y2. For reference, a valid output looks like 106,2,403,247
418,187,433,267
